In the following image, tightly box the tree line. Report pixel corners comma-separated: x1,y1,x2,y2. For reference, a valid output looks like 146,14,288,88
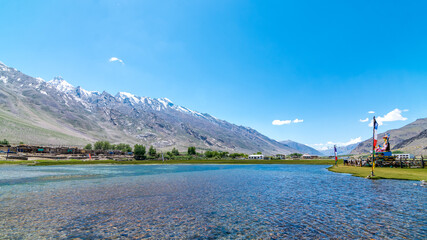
2,138,304,161
83,141,252,160
0,139,24,145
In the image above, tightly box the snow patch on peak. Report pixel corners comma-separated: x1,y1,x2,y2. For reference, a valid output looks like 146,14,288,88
174,105,205,118
116,92,141,104
35,77,45,83
75,86,99,99
158,98,174,108
48,77,75,93
0,76,7,84
0,64,10,72
162,97,173,103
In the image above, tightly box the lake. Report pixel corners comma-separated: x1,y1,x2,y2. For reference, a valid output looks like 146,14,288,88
0,164,425,239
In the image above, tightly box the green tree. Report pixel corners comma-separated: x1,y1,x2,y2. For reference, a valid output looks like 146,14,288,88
230,153,246,159
103,141,111,151
187,146,196,155
0,139,9,145
256,151,262,155
84,143,92,150
289,153,303,158
148,145,157,157
124,145,132,152
116,143,132,152
172,147,180,156
94,141,103,150
134,144,146,160
205,150,215,158
94,141,112,151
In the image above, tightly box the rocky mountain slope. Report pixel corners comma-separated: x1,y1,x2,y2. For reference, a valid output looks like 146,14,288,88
280,140,324,156
351,118,427,155
393,129,427,155
0,61,296,154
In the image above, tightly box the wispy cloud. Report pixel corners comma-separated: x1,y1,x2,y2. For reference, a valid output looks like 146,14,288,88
272,120,291,125
272,118,304,126
359,118,369,122
368,111,375,114
109,57,124,64
311,137,363,150
368,108,408,127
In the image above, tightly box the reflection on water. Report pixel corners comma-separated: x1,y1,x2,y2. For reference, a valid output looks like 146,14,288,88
0,164,425,239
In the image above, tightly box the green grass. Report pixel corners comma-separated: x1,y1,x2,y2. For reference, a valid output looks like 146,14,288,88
328,164,427,181
0,159,341,166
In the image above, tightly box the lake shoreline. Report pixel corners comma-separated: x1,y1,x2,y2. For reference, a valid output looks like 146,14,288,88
328,165,427,181
1,159,425,181
0,159,340,166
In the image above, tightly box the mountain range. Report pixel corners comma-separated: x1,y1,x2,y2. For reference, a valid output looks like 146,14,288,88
2,61,425,156
0,61,299,155
317,143,359,156
280,140,324,156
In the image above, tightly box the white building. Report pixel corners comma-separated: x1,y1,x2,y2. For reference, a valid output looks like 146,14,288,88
392,153,414,160
248,154,264,160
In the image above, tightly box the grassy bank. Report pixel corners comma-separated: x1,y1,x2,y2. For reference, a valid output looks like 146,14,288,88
0,159,341,166
328,164,427,181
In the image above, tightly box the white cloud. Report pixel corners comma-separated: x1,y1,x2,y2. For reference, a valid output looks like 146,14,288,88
359,118,369,122
403,109,409,112
310,137,363,150
312,143,324,146
293,118,304,123
368,108,408,127
109,57,124,64
344,137,363,145
273,118,304,125
368,111,375,114
272,120,291,125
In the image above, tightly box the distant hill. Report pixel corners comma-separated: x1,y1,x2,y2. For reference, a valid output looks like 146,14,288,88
280,140,324,156
351,118,427,155
318,143,359,156
393,129,427,155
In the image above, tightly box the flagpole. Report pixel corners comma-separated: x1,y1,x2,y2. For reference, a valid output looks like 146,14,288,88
334,145,338,166
371,116,376,177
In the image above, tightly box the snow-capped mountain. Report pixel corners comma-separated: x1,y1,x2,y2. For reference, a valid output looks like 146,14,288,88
48,77,75,93
0,61,296,154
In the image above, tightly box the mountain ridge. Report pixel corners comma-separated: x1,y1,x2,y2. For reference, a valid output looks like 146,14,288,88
317,143,359,156
280,140,324,156
0,61,297,155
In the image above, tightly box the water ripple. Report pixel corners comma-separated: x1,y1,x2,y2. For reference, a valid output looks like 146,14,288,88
0,164,425,239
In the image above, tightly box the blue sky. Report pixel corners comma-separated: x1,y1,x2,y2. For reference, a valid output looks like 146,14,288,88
1,0,426,149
